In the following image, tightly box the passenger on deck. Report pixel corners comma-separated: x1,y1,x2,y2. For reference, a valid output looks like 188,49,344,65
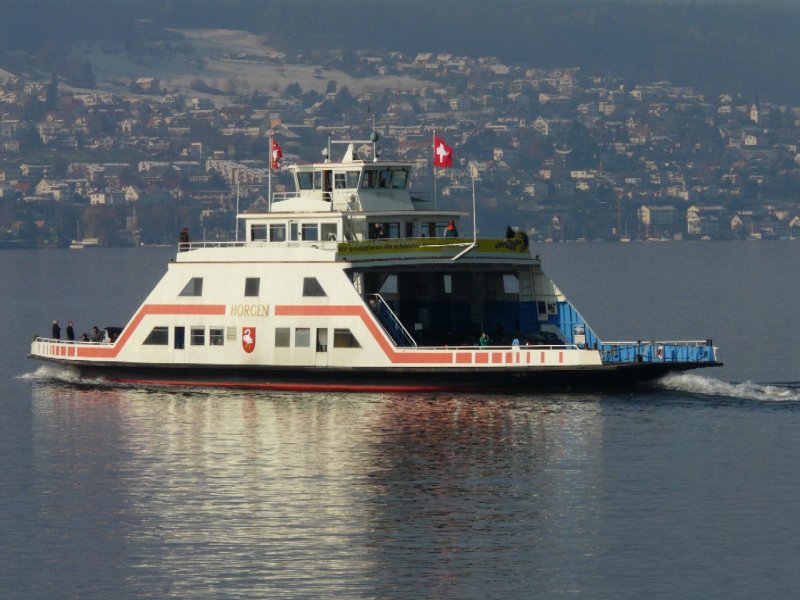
506,225,515,239
445,220,458,237
91,326,102,342
369,223,383,240
66,321,75,341
479,332,490,347
51,320,61,340
179,227,189,251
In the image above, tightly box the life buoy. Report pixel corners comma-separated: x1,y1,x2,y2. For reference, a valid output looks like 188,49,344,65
656,345,664,360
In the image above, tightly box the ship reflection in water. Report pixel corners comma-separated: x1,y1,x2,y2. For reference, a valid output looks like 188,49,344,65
30,379,605,597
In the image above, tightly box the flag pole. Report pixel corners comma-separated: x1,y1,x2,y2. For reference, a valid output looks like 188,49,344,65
432,130,438,209
268,134,272,213
235,171,240,242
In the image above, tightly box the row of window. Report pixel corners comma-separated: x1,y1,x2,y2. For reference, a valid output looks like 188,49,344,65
275,327,360,349
179,277,327,298
142,325,360,350
143,325,226,346
249,220,461,243
250,222,338,242
294,168,409,191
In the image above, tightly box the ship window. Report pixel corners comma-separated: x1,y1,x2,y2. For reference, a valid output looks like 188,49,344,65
251,224,267,241
313,171,322,189
391,169,408,189
333,329,361,348
346,171,360,188
275,327,290,347
225,327,236,343
301,223,318,241
179,277,203,296
208,328,224,345
362,169,377,188
334,172,347,189
443,274,452,294
297,172,313,189
321,223,337,241
191,327,205,345
270,223,286,242
245,277,260,297
384,222,400,239
302,277,327,297
377,170,391,188
295,327,310,347
143,326,168,345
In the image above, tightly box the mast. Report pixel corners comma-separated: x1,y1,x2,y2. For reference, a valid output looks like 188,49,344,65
268,134,273,213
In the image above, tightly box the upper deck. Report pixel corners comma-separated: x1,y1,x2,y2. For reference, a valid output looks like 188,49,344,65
233,133,478,250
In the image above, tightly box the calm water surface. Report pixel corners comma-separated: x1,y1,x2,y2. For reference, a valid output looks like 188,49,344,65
2,243,799,599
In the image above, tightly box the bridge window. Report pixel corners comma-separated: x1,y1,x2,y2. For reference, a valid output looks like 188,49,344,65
391,169,408,189
334,172,347,189
346,171,360,188
321,223,337,241
301,223,318,241
143,326,168,345
303,277,327,297
251,224,267,241
377,170,392,188
269,223,286,242
297,172,313,189
179,277,203,296
362,169,377,188
333,329,361,348
245,277,260,297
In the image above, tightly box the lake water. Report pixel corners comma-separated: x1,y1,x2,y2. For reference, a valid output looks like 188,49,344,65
2,242,799,599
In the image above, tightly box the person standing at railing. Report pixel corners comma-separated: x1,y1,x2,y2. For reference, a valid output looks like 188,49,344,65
51,320,61,340
66,321,75,342
179,227,189,252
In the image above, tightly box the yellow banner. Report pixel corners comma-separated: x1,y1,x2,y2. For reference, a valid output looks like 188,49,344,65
338,236,530,255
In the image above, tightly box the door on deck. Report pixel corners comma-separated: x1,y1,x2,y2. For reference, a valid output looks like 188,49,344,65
315,328,328,367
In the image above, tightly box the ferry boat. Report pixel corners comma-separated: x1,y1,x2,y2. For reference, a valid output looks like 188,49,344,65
29,133,721,391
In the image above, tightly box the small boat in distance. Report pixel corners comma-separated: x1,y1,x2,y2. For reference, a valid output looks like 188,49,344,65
29,131,721,391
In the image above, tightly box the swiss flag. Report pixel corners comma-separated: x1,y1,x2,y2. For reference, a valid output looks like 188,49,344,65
271,139,283,171
433,135,453,168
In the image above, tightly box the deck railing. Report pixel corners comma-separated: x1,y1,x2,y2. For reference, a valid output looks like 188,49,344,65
599,340,717,364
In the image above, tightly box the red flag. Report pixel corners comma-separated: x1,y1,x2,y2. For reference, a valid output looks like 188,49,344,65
433,135,453,168
271,139,282,171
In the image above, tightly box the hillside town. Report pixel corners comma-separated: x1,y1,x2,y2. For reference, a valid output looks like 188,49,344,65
2,37,800,247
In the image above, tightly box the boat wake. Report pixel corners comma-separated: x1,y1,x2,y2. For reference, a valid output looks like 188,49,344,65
17,365,107,387
657,372,800,402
